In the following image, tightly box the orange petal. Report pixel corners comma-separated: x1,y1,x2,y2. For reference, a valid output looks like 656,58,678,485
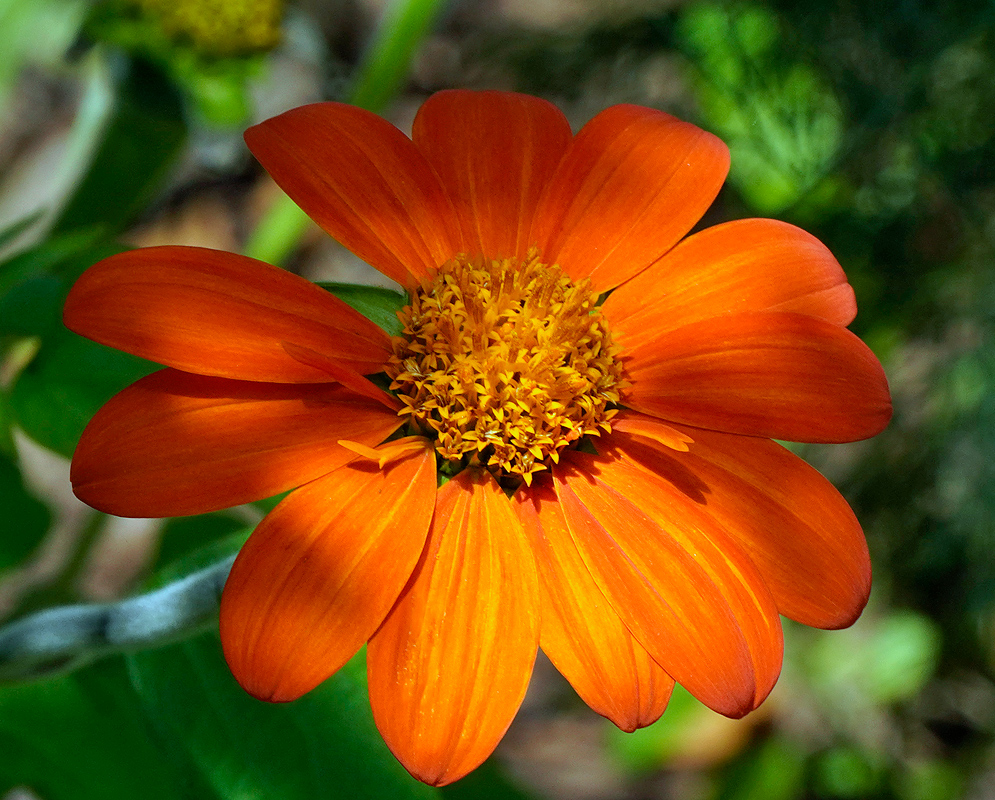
554,452,783,717
412,90,572,260
220,442,437,701
531,104,729,292
603,218,857,339
281,342,401,410
245,103,461,287
517,482,674,731
338,435,430,469
71,369,403,517
609,424,871,629
610,409,693,452
64,246,391,382
623,311,892,443
367,469,540,786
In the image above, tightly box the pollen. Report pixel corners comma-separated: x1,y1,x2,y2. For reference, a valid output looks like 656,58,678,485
386,249,628,486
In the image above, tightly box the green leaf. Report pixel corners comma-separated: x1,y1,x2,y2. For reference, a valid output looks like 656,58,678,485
0,211,46,258
10,329,156,457
0,451,50,571
154,514,249,574
127,633,439,800
713,737,806,800
440,761,538,800
51,56,186,237
0,658,199,800
318,281,407,337
0,232,125,337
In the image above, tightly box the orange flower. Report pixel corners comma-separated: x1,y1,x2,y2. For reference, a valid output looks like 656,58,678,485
64,90,892,785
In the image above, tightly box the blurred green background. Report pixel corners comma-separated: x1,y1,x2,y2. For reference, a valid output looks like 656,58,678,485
0,0,993,798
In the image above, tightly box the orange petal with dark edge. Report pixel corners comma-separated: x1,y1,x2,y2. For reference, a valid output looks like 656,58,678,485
64,246,391,382
245,103,461,287
554,452,783,717
623,311,892,443
608,421,871,629
412,90,572,260
517,481,674,731
220,440,436,702
367,469,540,786
70,369,403,517
531,104,729,292
603,218,857,340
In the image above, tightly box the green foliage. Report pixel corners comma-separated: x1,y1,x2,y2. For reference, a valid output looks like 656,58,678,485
677,1,844,214
0,233,156,457
52,56,187,237
0,659,195,799
319,281,408,338
0,637,440,799
0,452,50,571
10,328,156,458
127,634,438,799
713,738,806,800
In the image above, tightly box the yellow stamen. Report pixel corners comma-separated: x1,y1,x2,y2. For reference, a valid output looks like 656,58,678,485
387,249,628,484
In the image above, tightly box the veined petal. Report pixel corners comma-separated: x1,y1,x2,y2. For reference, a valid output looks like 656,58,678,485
64,246,391,382
603,219,857,338
531,104,729,292
245,103,461,287
623,311,892,443
609,423,871,628
413,90,572,260
367,469,540,786
70,369,403,517
517,483,674,731
220,442,437,702
554,452,783,717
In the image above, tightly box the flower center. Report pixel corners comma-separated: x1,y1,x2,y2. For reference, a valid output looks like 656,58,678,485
386,249,627,485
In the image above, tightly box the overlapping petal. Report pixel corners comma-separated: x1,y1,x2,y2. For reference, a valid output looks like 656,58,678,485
64,246,391,382
412,90,572,260
245,103,461,287
623,311,892,442
607,420,870,628
531,104,729,292
603,218,857,337
219,442,437,702
517,483,674,731
71,369,403,517
553,452,783,717
367,470,540,786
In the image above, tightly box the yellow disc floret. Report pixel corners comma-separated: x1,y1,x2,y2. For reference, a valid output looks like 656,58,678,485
387,249,627,486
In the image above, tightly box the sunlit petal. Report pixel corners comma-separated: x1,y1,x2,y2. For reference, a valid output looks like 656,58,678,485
532,104,729,291
609,422,871,628
413,90,572,259
220,442,437,701
64,246,390,382
367,470,540,786
71,369,403,517
623,311,892,442
518,482,674,731
246,103,461,287
603,218,857,337
554,452,783,716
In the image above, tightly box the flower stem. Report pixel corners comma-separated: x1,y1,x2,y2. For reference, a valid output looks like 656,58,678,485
242,0,448,266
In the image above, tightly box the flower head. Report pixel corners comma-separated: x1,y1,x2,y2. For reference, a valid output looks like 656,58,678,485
64,90,892,786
